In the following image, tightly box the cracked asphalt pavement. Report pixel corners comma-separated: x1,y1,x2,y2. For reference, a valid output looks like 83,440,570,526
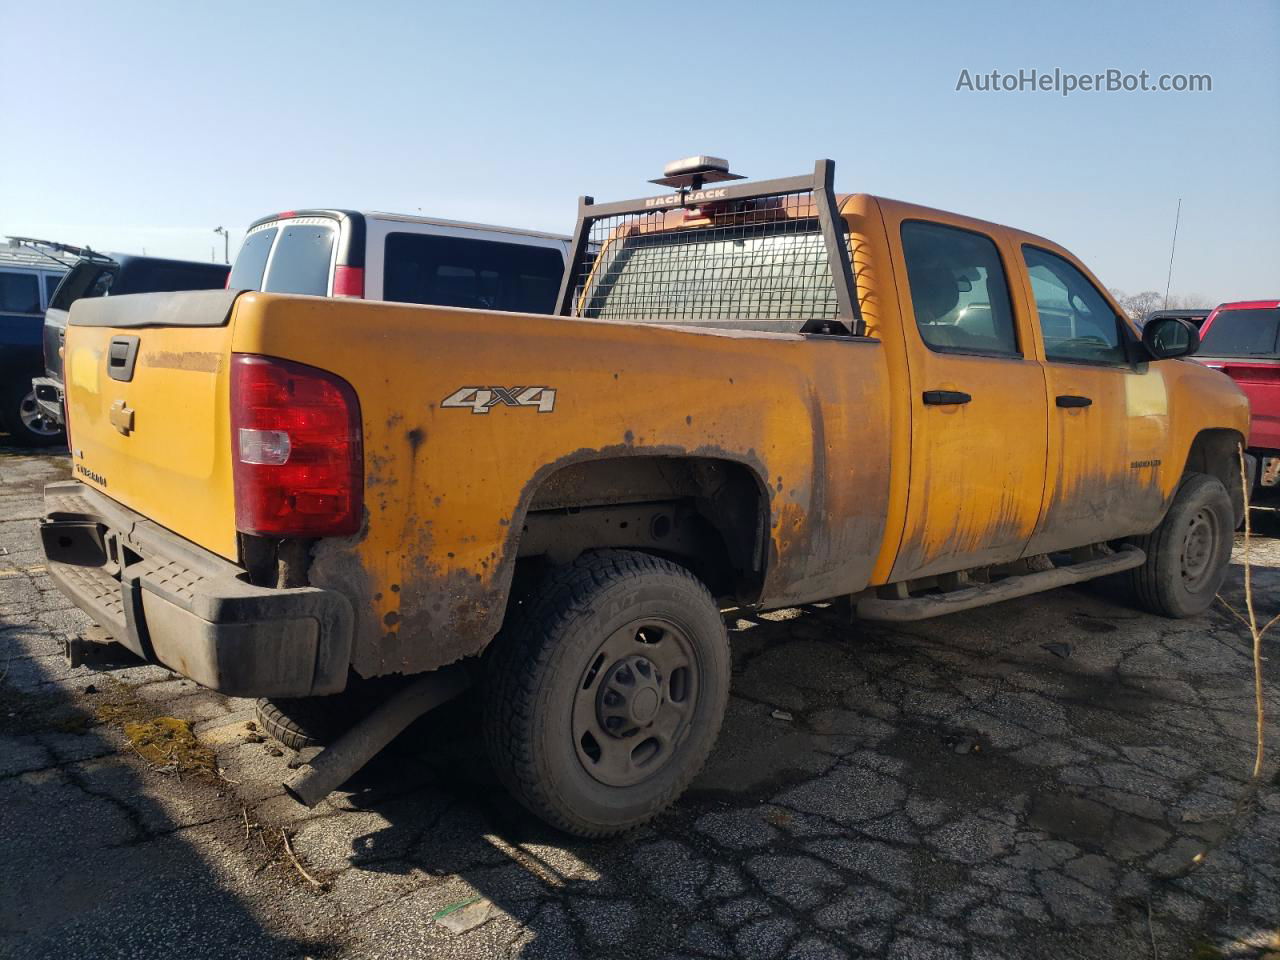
2,447,1279,959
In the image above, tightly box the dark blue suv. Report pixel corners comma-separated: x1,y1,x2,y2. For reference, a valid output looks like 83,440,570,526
0,244,73,445
30,250,229,445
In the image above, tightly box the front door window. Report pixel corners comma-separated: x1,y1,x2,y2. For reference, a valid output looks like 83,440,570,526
1023,246,1128,365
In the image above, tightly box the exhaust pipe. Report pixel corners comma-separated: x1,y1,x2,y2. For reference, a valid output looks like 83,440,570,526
284,665,471,807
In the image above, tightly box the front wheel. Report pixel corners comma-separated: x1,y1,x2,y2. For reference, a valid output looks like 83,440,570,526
483,550,731,838
1120,472,1234,618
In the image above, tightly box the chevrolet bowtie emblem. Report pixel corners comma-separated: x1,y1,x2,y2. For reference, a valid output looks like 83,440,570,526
109,399,135,436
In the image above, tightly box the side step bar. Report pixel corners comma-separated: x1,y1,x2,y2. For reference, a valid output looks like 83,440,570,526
857,546,1145,622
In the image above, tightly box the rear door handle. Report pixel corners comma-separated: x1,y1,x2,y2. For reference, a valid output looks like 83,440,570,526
922,390,972,406
1055,395,1093,408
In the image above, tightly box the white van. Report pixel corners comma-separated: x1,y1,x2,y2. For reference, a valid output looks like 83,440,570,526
227,210,571,313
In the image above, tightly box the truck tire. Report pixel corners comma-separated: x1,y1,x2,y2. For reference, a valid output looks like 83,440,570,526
483,550,730,838
1,381,64,447
255,697,344,750
1120,472,1234,618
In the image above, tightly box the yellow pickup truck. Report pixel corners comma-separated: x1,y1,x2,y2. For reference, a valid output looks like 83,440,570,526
42,158,1249,837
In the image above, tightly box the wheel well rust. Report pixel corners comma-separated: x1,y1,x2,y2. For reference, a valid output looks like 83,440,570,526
1181,427,1247,525
516,455,771,604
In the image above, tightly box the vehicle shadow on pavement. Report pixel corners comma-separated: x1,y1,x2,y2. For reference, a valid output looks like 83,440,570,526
309,552,1280,960
0,447,328,960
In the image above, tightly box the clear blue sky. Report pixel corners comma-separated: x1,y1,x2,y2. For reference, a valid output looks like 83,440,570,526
2,0,1276,303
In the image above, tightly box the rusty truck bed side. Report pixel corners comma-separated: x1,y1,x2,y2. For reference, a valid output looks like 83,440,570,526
227,293,894,677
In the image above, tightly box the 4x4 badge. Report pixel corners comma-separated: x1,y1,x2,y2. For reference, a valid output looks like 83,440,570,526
441,386,557,415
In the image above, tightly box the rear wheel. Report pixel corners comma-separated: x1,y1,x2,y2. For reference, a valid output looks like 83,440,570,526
1120,472,1234,618
1,381,64,447
483,550,730,838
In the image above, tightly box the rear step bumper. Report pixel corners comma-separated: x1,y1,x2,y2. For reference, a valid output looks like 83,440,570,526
40,480,353,697
857,546,1146,622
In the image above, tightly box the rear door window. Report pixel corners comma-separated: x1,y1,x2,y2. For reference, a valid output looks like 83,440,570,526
384,233,563,314
900,221,1019,356
263,224,335,296
228,228,277,291
0,271,41,314
1199,308,1280,358
43,274,62,304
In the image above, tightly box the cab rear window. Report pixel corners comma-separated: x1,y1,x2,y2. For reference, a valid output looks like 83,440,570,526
1199,308,1280,358
579,218,837,332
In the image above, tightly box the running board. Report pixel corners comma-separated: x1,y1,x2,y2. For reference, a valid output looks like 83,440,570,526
856,546,1146,622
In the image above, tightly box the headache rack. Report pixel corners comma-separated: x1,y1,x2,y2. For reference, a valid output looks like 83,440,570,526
555,159,863,336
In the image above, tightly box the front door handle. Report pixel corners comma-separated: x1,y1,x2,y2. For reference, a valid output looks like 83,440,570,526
922,390,972,406
1056,395,1093,408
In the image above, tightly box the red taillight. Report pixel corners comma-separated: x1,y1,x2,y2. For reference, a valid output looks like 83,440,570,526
332,265,364,298
230,354,363,538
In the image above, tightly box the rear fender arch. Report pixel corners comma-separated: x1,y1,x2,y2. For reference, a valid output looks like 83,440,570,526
510,451,774,605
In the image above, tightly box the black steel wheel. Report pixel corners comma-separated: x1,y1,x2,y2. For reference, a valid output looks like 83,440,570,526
483,550,730,837
1179,505,1220,592
572,620,699,788
1120,472,1234,618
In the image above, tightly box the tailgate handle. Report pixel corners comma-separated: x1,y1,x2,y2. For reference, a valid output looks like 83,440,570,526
107,335,140,382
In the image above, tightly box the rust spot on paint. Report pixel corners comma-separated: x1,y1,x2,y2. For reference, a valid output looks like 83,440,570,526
142,351,221,373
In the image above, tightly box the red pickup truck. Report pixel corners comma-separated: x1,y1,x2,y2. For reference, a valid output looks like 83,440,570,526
1197,300,1280,495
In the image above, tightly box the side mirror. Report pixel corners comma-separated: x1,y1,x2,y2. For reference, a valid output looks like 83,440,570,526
1141,316,1200,360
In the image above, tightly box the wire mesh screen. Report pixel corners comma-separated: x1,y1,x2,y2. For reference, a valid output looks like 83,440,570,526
568,192,844,333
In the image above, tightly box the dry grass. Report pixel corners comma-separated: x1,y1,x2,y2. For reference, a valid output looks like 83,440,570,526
1216,444,1275,783
95,680,216,779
